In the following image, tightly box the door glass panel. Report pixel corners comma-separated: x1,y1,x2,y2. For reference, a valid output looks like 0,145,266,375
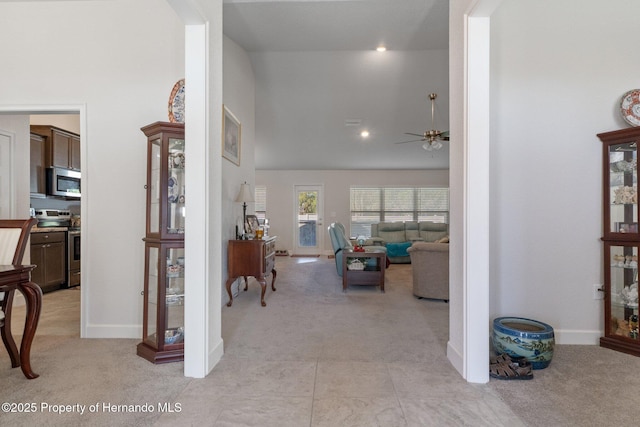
297,190,318,247
609,142,638,234
610,245,639,340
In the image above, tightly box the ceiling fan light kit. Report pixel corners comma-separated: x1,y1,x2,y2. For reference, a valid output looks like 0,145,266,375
395,92,449,150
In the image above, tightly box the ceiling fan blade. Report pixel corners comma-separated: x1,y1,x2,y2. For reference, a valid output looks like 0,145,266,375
404,132,424,137
440,130,450,141
394,139,424,145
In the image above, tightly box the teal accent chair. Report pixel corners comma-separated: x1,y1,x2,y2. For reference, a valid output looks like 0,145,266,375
327,223,386,277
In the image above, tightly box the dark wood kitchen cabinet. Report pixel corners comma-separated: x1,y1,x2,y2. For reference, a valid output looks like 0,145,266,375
30,231,66,293
30,125,81,171
137,122,185,364
30,133,46,196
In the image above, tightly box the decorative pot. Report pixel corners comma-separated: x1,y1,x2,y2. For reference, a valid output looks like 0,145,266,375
492,317,555,369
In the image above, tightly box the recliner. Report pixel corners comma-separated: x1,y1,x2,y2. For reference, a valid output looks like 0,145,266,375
327,222,386,276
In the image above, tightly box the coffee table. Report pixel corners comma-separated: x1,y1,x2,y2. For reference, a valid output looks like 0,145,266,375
342,251,386,292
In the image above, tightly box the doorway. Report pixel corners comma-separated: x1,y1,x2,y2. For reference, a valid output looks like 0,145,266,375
0,106,86,338
293,185,324,256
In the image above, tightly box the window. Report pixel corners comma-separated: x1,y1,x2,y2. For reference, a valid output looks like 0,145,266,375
350,186,449,237
254,185,267,221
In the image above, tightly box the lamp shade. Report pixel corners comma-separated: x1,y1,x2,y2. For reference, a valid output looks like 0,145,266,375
235,182,255,203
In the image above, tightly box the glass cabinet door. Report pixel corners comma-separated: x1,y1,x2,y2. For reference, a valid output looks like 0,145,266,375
149,139,161,234
606,243,639,341
167,137,185,235
144,245,159,348
142,122,185,241
142,243,184,350
165,246,184,347
607,141,638,238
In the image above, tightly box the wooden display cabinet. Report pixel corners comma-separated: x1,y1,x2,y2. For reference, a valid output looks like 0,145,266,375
598,127,640,356
137,122,185,364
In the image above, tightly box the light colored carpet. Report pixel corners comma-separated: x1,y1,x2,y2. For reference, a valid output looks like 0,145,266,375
1,256,638,426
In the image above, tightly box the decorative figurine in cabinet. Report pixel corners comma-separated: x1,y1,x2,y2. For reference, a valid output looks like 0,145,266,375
137,122,185,363
599,128,640,356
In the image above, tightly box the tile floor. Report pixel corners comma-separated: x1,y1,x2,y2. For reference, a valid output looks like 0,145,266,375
155,256,523,426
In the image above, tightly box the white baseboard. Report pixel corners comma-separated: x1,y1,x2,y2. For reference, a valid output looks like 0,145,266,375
208,338,224,374
447,340,464,377
554,329,601,345
84,324,140,339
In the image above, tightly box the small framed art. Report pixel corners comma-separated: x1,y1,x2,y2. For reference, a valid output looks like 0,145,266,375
245,215,260,234
222,105,241,165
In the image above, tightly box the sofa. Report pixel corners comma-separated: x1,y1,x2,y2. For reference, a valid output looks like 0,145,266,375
407,241,449,301
368,221,448,263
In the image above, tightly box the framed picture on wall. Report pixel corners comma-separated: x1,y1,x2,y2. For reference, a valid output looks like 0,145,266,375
222,105,241,166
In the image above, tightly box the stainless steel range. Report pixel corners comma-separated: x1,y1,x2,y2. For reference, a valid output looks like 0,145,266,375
34,209,80,288
34,208,71,228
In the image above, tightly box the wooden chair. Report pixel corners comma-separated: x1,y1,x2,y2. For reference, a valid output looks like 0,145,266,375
0,218,39,377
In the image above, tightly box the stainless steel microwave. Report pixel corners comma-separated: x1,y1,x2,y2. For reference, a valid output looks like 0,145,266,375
46,167,81,198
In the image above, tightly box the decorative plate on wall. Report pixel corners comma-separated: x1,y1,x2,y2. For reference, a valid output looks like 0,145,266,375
168,79,185,123
620,89,640,127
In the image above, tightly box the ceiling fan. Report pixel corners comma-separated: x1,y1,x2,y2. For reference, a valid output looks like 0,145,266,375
395,93,449,151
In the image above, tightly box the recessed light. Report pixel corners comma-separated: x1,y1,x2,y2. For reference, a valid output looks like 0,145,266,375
376,46,387,52
360,130,370,138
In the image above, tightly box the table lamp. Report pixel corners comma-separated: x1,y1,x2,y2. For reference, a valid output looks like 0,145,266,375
235,181,254,238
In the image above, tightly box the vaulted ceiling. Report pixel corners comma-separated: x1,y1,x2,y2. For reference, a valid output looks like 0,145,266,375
223,0,450,170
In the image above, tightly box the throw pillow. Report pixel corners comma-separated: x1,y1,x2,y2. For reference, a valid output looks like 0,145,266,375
437,236,450,243
386,241,412,258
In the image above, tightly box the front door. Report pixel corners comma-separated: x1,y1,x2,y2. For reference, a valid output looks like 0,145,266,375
293,185,324,255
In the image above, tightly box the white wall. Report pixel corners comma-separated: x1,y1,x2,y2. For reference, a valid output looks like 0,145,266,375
0,0,185,338
490,1,640,343
256,169,449,254
222,35,256,302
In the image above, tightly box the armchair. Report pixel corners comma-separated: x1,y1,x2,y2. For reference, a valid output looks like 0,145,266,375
328,223,386,277
407,241,449,301
1,218,41,378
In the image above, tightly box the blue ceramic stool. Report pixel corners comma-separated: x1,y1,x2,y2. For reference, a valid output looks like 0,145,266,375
492,317,555,369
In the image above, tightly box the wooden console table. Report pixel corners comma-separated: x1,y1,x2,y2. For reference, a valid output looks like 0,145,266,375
225,236,277,307
342,251,386,292
0,265,42,379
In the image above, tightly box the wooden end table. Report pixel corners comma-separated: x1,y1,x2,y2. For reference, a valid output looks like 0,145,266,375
342,251,386,292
